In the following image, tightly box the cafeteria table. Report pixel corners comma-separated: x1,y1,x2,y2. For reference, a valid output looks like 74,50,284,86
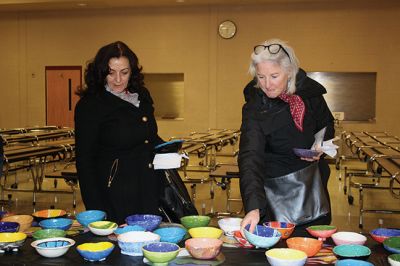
0,228,392,265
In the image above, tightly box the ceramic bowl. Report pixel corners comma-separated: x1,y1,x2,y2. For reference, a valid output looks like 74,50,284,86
0,232,27,252
188,226,223,239
117,231,160,256
306,225,337,241
0,222,19,233
185,237,223,260
180,215,210,229
31,237,75,258
264,221,295,240
383,237,400,254
76,210,106,227
233,230,254,248
77,241,114,262
1,214,33,232
114,225,145,236
125,214,162,232
286,237,323,257
388,254,400,266
333,244,371,260
32,229,66,240
88,221,118,236
39,218,73,231
217,217,242,237
244,224,281,249
335,259,374,266
153,227,187,244
332,232,367,246
32,209,67,222
265,248,307,266
370,228,400,243
142,242,180,265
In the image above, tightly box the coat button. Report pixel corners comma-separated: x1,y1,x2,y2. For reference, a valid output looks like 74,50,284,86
144,140,149,144
142,116,148,122
148,163,153,168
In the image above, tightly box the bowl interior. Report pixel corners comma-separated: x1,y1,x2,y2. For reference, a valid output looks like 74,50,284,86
32,209,67,220
32,237,75,249
0,222,20,232
245,224,281,238
125,214,162,231
265,248,307,261
143,242,180,252
89,221,117,229
188,226,223,238
333,244,371,259
78,241,114,252
384,237,400,253
307,225,337,231
114,225,145,235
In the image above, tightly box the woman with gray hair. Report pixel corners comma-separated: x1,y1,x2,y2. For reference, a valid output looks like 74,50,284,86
239,39,335,233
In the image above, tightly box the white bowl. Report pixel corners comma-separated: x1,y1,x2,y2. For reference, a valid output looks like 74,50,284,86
217,217,242,236
117,231,160,256
265,248,307,266
331,231,367,246
88,221,117,236
31,237,75,258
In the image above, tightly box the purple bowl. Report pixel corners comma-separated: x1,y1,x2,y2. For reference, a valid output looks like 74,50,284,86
293,148,320,158
0,222,20,233
125,214,162,232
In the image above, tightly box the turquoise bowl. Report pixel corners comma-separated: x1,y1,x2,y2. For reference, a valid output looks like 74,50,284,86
39,218,73,231
76,210,106,227
153,227,187,244
244,224,281,249
333,244,371,260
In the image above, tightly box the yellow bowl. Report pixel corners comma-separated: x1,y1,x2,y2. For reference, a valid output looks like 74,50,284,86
266,248,307,266
188,227,223,239
2,215,33,232
32,209,67,221
0,232,27,242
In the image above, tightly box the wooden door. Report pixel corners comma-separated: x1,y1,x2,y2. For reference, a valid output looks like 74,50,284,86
46,66,82,127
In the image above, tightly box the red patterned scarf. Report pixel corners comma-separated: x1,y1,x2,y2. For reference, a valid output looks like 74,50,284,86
278,93,306,132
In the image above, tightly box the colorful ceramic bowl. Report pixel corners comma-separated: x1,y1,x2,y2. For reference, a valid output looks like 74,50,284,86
76,242,114,262
335,259,374,266
265,248,307,266
332,232,367,246
153,227,187,244
32,209,67,222
370,228,400,244
244,224,281,249
264,221,295,240
76,210,106,227
180,215,210,229
333,244,371,260
306,225,337,241
286,237,323,257
117,231,160,256
218,217,242,237
31,237,75,258
1,215,33,232
88,221,118,236
388,254,400,266
32,229,66,240
185,237,223,260
142,242,180,265
114,225,145,236
0,232,27,252
233,230,254,248
0,222,19,233
383,237,400,254
125,214,162,232
39,218,73,231
188,227,223,239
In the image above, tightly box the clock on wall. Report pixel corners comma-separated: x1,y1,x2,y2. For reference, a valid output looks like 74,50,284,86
218,20,237,39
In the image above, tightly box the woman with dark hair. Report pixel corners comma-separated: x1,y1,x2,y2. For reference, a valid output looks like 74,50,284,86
75,41,164,224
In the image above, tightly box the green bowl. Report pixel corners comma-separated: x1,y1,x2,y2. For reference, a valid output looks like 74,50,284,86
180,215,210,229
32,229,66,240
142,242,180,265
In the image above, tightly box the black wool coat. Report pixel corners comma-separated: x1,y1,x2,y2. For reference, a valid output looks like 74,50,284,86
74,89,164,224
238,69,335,222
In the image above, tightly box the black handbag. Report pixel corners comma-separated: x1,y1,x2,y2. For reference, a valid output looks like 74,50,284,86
263,162,329,225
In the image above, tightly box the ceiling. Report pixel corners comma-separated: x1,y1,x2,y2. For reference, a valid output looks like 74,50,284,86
0,0,371,12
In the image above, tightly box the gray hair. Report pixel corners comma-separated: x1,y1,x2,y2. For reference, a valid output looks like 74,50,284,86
249,38,299,94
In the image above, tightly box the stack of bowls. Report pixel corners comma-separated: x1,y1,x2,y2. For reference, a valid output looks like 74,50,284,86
243,224,281,249
125,214,162,232
117,231,160,256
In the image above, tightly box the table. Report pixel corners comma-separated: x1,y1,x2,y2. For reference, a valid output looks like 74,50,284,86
0,229,392,265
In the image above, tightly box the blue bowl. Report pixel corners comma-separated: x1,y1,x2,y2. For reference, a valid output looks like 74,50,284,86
125,214,162,232
114,225,145,236
153,227,187,244
76,242,114,262
76,210,106,227
333,244,371,260
335,259,374,266
39,218,73,231
0,222,20,233
243,224,281,249
370,228,400,243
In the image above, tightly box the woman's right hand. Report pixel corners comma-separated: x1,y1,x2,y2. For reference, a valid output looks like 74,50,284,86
240,209,260,236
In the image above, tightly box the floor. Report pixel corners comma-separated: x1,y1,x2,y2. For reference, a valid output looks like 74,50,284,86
1,145,399,234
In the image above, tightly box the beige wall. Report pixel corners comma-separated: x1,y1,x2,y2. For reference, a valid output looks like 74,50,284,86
1,2,399,139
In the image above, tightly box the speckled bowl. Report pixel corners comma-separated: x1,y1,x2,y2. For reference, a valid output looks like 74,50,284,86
264,221,295,240
185,237,223,260
332,232,367,246
335,259,374,266
265,248,307,266
32,229,66,240
0,232,27,252
114,225,145,236
333,244,371,260
39,218,73,231
286,237,323,257
306,225,337,241
142,242,180,265
1,215,33,232
0,222,19,233
383,237,400,254
117,231,160,256
77,242,114,262
31,237,75,258
180,215,210,229
153,227,187,244
244,224,281,249
125,214,162,232
370,228,400,244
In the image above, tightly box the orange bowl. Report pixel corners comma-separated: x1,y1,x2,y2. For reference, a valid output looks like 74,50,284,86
286,237,323,257
263,221,295,239
2,215,33,232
